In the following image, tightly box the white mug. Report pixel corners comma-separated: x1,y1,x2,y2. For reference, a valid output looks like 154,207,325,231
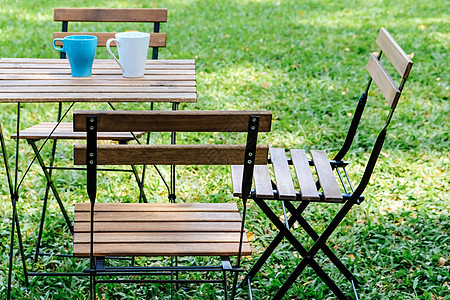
106,32,150,77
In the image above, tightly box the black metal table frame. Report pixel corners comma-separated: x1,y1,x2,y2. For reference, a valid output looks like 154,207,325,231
1,101,181,299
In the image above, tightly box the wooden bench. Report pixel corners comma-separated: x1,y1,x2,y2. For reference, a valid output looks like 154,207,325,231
72,110,272,297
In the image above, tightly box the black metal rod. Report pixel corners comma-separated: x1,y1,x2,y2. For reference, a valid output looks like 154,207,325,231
0,123,13,196
34,179,49,262
16,102,75,193
284,201,360,286
152,22,160,59
253,198,346,299
273,200,356,299
13,102,20,199
29,141,73,234
99,266,229,272
46,166,134,172
248,276,254,300
35,102,63,262
96,279,224,284
7,194,17,300
352,279,360,300
14,213,29,287
343,167,355,193
223,270,229,300
241,201,309,286
334,91,369,162
336,167,349,194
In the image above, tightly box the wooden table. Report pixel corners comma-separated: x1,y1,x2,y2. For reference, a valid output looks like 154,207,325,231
0,57,197,297
0,58,197,103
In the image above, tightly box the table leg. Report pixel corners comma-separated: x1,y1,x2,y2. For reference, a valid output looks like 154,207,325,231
2,105,29,299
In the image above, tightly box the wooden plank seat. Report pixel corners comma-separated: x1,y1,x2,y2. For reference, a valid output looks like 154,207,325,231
231,148,345,203
72,110,272,297
73,202,251,257
11,122,144,140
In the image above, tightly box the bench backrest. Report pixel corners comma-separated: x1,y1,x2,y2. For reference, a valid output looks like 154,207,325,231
53,8,168,59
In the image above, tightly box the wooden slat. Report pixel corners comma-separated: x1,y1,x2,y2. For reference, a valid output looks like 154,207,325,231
74,221,244,233
366,53,401,108
76,202,239,212
0,92,197,103
11,122,142,140
0,69,195,75
74,144,269,165
73,110,272,133
270,148,296,200
230,165,243,197
0,58,195,65
0,80,196,87
290,149,320,201
231,165,274,199
2,86,196,93
75,211,242,222
73,242,252,257
73,202,252,257
75,232,248,244
53,32,166,48
0,74,196,81
310,150,343,202
376,27,413,79
0,62,194,70
254,165,275,199
54,8,168,23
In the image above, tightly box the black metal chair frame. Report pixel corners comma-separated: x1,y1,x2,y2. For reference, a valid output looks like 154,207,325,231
83,113,262,300
240,31,413,299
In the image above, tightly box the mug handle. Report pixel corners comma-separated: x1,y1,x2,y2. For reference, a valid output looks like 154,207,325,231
106,38,123,71
52,38,65,52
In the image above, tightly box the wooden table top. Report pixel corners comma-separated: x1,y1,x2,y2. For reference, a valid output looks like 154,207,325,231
0,58,197,103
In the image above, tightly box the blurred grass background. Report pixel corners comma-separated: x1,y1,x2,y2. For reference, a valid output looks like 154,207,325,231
0,0,448,299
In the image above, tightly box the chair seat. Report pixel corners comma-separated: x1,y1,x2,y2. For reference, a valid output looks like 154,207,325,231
11,122,144,141
73,202,252,257
232,148,347,203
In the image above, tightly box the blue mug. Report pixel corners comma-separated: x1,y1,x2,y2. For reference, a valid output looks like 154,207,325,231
53,35,97,77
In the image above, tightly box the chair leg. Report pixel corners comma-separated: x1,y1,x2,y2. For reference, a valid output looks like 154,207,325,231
254,198,349,299
223,270,229,300
284,201,361,286
34,138,58,262
273,200,356,300
247,276,254,300
241,201,310,287
34,191,48,262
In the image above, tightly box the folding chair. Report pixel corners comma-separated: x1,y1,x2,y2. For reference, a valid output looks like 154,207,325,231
11,8,168,262
72,110,272,299
231,27,413,299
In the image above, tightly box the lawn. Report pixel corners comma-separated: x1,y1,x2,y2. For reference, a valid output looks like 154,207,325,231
0,0,448,299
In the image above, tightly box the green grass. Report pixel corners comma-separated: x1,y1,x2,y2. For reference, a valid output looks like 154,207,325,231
1,0,449,299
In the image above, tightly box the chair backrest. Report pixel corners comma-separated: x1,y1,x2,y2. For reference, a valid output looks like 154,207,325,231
52,8,168,59
73,110,272,201
336,27,413,199
334,27,413,161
